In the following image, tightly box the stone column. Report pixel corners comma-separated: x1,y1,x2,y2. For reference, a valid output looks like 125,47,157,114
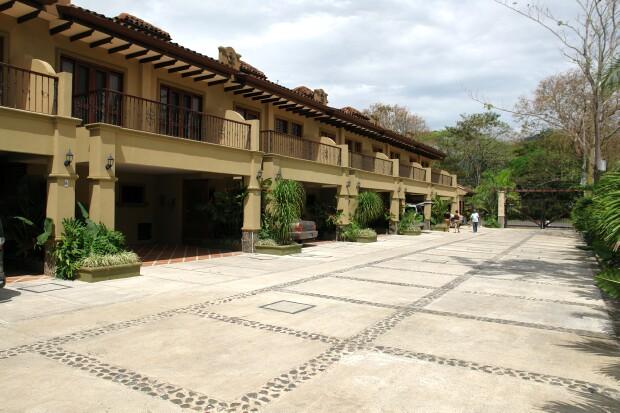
242,152,263,253
498,190,506,228
336,179,352,226
389,190,401,234
86,125,117,228
423,193,432,230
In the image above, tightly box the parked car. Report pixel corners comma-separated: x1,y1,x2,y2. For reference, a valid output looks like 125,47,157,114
0,217,5,288
290,220,318,242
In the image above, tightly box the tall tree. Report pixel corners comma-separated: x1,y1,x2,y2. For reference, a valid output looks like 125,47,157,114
433,112,514,187
363,103,429,137
493,0,620,183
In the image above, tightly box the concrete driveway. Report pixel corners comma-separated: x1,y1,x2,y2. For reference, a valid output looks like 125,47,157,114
1,229,619,412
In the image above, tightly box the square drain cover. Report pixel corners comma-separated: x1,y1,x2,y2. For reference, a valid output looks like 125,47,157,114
18,283,72,293
260,300,315,314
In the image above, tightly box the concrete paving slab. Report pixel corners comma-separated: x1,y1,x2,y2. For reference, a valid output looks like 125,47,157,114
286,277,431,306
374,259,474,275
427,290,613,334
375,312,620,390
209,290,393,338
64,314,328,401
339,266,457,288
263,351,597,413
0,353,183,412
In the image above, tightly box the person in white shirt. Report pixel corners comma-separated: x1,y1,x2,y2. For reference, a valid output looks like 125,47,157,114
470,210,480,233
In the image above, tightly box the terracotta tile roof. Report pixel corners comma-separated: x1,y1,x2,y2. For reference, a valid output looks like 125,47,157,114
293,86,314,99
240,61,267,80
115,13,171,41
339,106,370,121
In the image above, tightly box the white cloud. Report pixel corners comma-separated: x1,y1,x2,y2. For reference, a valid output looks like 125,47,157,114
73,0,579,129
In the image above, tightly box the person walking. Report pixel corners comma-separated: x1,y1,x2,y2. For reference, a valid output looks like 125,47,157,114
470,209,480,233
452,211,461,233
443,211,451,232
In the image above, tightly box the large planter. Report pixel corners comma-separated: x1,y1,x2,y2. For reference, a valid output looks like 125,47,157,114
255,243,302,256
355,235,377,243
76,263,142,283
400,229,422,236
431,224,448,232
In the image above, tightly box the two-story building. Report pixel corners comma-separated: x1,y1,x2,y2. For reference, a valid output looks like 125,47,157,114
0,0,461,260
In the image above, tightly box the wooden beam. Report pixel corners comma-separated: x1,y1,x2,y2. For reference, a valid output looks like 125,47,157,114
70,29,94,42
280,103,298,109
193,73,216,81
234,88,255,95
90,36,113,48
139,54,163,64
153,59,176,69
207,78,230,86
260,97,282,103
224,84,246,92
0,1,15,13
168,64,191,73
125,49,148,59
108,43,131,54
243,91,265,98
181,69,203,78
273,101,292,107
251,94,272,101
49,21,73,35
17,9,40,23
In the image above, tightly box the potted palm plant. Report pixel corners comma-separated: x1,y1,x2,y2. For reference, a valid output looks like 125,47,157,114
256,179,305,255
398,210,422,235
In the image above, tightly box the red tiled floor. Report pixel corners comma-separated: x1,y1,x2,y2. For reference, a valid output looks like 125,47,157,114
130,244,242,266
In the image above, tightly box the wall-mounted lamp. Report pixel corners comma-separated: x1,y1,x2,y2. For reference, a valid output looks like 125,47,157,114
346,180,351,188
105,154,114,170
64,149,73,167
275,169,282,180
256,169,263,180
356,182,361,191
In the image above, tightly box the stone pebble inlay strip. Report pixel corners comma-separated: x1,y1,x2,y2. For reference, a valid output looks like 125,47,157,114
458,289,608,311
370,345,620,400
331,274,438,290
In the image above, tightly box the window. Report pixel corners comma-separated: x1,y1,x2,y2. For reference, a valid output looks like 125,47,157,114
0,36,4,62
160,84,203,139
120,185,146,205
291,122,303,137
60,56,124,123
275,118,288,134
235,105,260,121
410,156,417,164
275,118,302,136
373,146,383,153
345,139,362,153
390,152,400,160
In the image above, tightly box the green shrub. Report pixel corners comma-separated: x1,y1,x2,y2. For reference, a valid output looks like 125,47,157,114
255,238,279,247
398,211,421,233
262,179,305,245
357,228,377,238
340,222,361,241
431,195,450,224
354,191,383,228
484,216,500,228
595,268,620,299
81,252,140,268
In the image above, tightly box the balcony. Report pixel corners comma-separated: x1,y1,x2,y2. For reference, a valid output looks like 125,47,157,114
350,152,393,176
0,62,57,115
259,130,342,166
399,164,427,181
73,89,251,150
431,169,453,186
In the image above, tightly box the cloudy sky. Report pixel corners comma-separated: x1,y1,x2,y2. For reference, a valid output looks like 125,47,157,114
75,0,578,129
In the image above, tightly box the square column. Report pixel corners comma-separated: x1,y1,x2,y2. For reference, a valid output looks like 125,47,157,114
498,190,506,228
86,125,117,228
242,151,263,253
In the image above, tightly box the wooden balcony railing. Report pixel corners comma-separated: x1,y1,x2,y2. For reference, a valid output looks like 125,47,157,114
0,62,57,115
259,130,341,166
398,164,427,181
350,152,393,175
73,89,251,150
431,169,453,186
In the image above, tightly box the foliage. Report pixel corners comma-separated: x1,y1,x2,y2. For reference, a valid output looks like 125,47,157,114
81,252,141,268
197,186,247,239
483,216,500,228
595,268,620,300
54,203,129,280
262,179,305,245
471,169,517,218
398,210,421,233
358,228,377,238
10,216,53,258
340,222,377,241
362,103,428,137
427,112,514,187
572,167,620,298
430,195,451,225
354,191,384,227
255,238,278,247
